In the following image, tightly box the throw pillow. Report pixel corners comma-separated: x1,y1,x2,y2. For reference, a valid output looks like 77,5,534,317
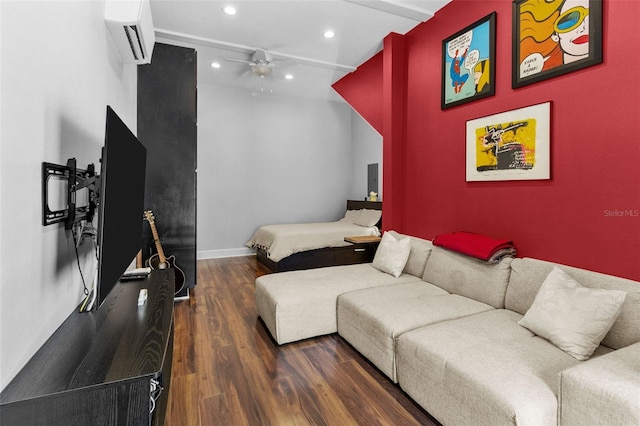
354,209,382,227
518,266,627,360
372,232,411,278
387,231,433,277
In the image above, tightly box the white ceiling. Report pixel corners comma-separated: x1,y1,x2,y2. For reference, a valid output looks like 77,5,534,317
150,0,451,102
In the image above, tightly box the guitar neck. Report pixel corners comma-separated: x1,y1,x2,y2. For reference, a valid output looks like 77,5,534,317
148,221,167,264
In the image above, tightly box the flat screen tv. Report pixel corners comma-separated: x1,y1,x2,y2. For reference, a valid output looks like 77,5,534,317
95,105,147,308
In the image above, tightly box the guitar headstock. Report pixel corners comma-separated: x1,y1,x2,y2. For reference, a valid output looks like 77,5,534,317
143,210,155,223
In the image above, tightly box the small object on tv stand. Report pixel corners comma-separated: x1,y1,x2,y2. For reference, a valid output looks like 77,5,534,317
137,288,148,305
120,274,146,281
120,267,151,281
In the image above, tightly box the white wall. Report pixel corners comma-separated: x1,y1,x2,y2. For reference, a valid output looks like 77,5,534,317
350,112,383,201
0,1,137,390
197,83,354,258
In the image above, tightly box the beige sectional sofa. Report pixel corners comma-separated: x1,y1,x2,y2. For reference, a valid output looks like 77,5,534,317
255,231,640,426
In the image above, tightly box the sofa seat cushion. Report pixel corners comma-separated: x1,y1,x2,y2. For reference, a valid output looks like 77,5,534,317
396,309,613,426
337,284,492,382
255,263,422,344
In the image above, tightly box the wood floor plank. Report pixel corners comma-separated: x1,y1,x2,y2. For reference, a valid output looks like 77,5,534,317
171,300,196,377
211,344,266,425
198,395,229,426
167,373,199,426
167,256,440,425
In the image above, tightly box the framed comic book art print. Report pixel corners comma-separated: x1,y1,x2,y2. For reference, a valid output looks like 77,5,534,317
466,102,551,182
441,12,496,109
512,0,602,88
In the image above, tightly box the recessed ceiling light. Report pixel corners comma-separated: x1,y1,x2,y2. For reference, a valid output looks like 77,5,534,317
210,62,221,69
223,6,236,15
285,74,293,80
324,30,335,39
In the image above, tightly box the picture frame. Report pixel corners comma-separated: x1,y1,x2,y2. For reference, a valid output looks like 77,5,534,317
512,0,602,89
466,102,551,182
441,12,496,109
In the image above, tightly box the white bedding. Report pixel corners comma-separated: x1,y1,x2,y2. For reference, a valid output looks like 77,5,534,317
246,220,381,262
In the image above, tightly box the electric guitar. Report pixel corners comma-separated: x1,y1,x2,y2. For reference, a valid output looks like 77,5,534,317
143,210,186,295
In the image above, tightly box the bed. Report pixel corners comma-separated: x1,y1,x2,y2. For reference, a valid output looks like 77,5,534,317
246,200,382,272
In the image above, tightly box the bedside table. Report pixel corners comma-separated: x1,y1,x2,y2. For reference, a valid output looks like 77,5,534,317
344,236,382,245
335,235,382,265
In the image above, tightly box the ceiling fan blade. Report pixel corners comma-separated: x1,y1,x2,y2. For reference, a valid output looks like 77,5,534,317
272,59,297,69
224,57,254,65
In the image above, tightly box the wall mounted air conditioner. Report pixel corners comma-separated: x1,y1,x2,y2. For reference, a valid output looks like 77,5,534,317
105,0,155,64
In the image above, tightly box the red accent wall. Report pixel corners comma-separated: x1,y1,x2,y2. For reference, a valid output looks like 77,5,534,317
333,0,640,280
333,51,384,133
381,33,407,232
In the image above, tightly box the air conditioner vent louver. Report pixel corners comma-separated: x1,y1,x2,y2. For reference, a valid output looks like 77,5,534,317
124,25,144,61
105,0,155,65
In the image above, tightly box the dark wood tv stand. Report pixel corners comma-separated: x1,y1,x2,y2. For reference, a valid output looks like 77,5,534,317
0,270,175,425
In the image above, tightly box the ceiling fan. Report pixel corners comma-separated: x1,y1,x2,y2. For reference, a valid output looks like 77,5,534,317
225,48,293,78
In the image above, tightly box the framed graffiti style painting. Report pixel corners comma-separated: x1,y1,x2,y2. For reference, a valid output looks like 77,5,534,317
466,102,551,182
441,12,496,109
512,0,602,88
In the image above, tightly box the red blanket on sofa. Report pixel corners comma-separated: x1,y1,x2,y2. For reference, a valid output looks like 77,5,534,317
433,231,515,262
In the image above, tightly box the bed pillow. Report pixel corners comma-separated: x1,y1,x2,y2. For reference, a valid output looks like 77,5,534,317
372,232,411,278
341,209,362,224
354,209,382,227
518,267,627,360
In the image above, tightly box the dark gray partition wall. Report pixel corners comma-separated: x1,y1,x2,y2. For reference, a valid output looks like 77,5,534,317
138,43,197,297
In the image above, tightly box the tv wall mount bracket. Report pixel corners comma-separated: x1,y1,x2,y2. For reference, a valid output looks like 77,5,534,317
42,158,98,229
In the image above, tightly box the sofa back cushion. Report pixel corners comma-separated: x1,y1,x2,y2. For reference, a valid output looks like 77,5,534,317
386,231,433,278
506,258,640,349
422,246,512,308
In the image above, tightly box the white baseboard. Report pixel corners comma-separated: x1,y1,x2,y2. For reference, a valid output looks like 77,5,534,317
197,247,255,259
174,288,190,301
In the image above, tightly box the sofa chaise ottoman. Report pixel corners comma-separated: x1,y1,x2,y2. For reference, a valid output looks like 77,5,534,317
254,265,419,345
254,231,433,345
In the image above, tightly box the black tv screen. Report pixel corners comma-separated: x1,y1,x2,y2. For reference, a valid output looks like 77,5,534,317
96,106,147,308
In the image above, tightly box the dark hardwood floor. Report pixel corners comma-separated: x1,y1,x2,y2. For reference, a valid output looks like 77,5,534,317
166,256,440,425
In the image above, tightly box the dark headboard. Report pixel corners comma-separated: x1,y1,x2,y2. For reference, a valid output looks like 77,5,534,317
347,199,382,211
346,199,382,228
